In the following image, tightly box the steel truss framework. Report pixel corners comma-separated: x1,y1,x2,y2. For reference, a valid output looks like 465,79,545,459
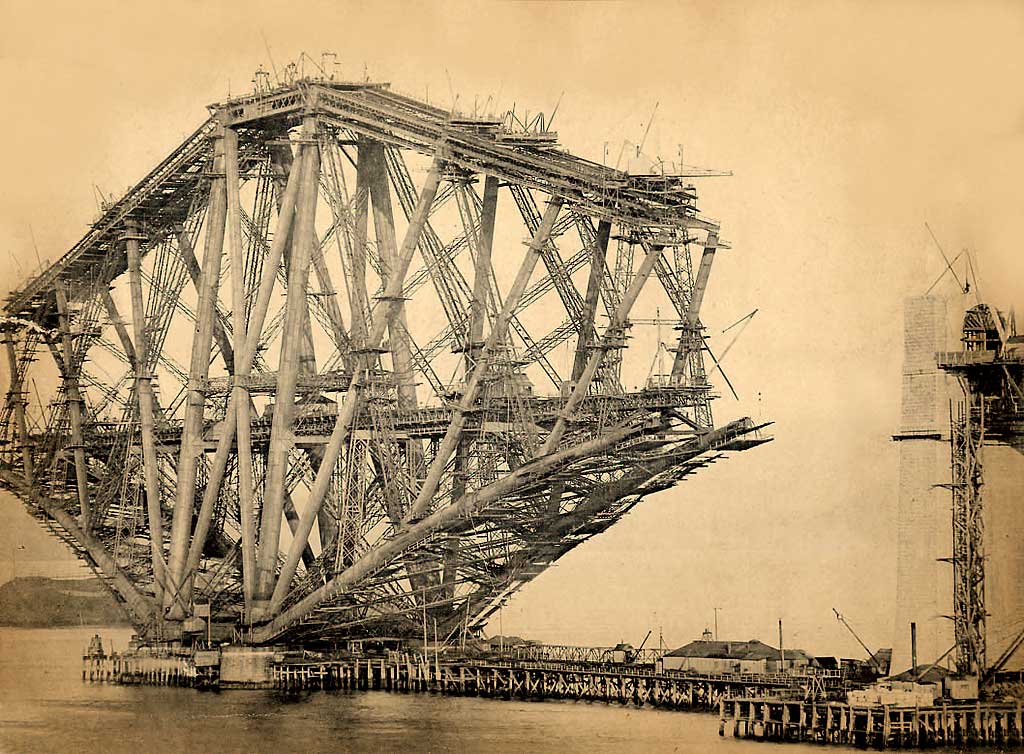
1,74,770,646
939,304,1024,679
949,398,986,676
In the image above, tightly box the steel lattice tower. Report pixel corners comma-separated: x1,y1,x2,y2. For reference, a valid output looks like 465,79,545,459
939,304,1024,681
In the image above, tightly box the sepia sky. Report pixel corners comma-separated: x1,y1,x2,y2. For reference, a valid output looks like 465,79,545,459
1,0,1022,658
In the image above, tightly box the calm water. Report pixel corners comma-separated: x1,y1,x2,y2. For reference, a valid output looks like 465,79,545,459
0,627,990,754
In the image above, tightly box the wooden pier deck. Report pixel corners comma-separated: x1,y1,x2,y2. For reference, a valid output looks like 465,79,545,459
83,649,197,686
85,649,802,711
85,647,1024,748
720,696,1024,748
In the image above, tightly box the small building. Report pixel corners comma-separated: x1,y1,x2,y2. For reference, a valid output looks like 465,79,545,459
663,638,814,675
610,643,635,664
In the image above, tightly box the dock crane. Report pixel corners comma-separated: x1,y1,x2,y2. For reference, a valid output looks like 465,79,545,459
626,630,653,664
833,608,885,674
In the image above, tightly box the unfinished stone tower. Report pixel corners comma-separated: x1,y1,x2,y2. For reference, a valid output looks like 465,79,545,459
891,295,957,673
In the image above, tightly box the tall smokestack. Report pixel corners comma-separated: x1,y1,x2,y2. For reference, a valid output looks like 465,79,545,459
779,619,785,669
911,622,918,672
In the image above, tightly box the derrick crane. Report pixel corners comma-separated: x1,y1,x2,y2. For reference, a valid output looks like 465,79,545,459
833,608,884,674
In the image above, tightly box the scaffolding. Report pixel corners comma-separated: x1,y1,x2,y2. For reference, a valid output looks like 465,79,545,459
938,303,1024,681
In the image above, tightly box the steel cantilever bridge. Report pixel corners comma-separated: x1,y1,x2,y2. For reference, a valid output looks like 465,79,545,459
0,72,770,646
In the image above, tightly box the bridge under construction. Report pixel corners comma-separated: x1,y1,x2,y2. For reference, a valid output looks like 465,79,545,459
0,66,770,647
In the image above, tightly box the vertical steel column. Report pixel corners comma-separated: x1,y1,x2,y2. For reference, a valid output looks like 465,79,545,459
365,140,424,529
224,127,256,609
54,282,90,529
166,128,227,610
124,221,167,607
2,332,33,483
366,141,419,412
179,146,305,610
255,117,321,604
670,232,718,380
447,174,500,596
348,140,372,346
270,139,318,375
299,138,348,558
571,220,612,383
266,150,447,614
541,238,667,456
404,196,563,523
469,176,500,364
297,139,350,354
548,220,610,517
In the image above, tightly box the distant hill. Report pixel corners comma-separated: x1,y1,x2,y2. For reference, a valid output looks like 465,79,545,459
0,576,130,627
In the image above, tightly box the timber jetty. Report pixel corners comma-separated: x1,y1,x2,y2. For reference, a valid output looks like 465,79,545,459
84,642,835,710
720,696,1024,749
85,637,1024,749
